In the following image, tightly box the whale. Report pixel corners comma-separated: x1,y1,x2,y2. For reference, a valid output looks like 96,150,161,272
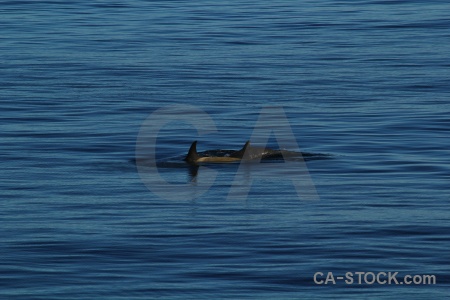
184,141,245,164
184,140,304,165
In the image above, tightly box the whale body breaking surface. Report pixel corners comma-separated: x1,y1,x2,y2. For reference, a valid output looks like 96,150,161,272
184,140,319,165
133,141,330,170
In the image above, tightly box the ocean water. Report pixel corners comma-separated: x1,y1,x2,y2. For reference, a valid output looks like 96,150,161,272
1,0,449,299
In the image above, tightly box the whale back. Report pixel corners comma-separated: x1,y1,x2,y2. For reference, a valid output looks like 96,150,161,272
185,140,301,164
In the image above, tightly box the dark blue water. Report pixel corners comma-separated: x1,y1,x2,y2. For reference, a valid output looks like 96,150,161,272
1,1,449,299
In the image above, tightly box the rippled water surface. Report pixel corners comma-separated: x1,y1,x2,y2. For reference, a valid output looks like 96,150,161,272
1,1,449,299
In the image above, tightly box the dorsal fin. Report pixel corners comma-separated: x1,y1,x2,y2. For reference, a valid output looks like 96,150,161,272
184,141,200,164
231,140,251,158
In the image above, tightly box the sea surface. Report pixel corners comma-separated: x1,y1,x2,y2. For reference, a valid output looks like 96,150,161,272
1,0,449,299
